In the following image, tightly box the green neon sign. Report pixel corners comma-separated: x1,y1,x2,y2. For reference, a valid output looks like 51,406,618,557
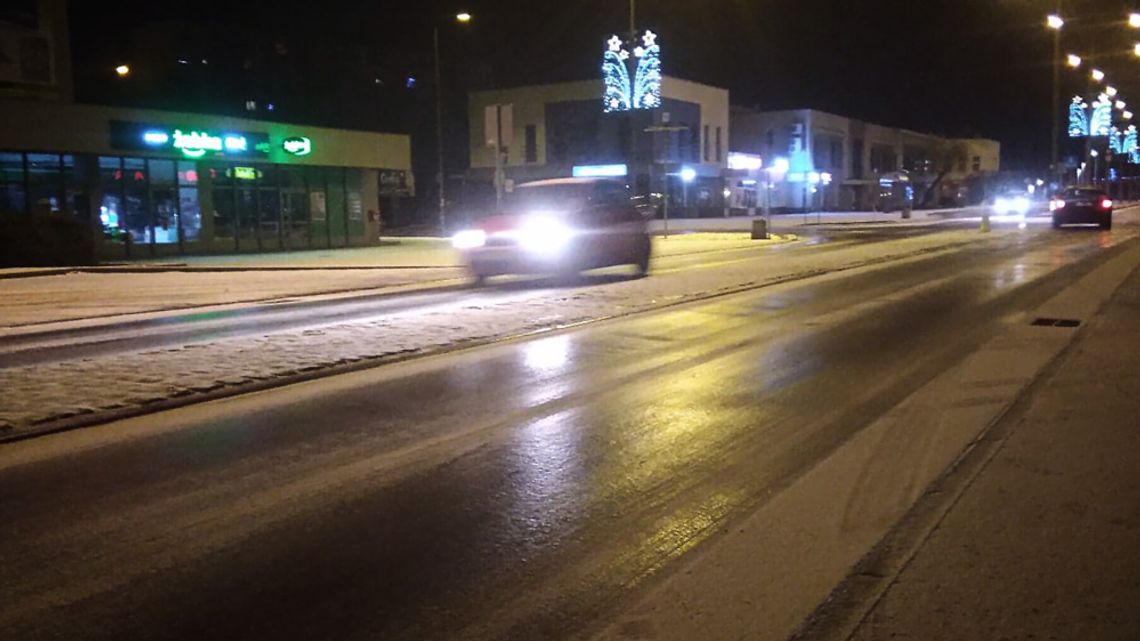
282,136,313,156
173,130,223,158
233,166,258,180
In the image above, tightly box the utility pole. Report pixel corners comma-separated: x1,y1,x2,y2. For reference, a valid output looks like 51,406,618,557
433,24,447,233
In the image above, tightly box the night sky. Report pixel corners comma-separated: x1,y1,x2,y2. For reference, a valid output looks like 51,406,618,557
69,0,1140,170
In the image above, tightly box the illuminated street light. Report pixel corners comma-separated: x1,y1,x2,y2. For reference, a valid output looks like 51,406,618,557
456,11,472,23
1116,100,1127,110
1130,12,1140,28
680,167,697,182
1047,14,1064,30
1091,68,1105,82
1125,111,1134,120
114,64,130,77
1067,53,1082,68
1106,85,1118,97
433,11,473,231
1090,149,1099,157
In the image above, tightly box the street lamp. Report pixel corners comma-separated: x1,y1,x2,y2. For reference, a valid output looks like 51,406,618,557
1091,68,1105,82
1047,14,1064,30
433,11,473,234
680,166,696,215
1067,53,1082,67
114,64,130,77
1116,100,1127,111
1125,110,1134,120
1130,12,1140,28
1134,43,1140,57
1106,85,1118,98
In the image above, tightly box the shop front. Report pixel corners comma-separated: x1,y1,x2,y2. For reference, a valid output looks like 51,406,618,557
0,100,412,264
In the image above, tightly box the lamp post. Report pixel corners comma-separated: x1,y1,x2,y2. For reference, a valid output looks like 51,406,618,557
1048,13,1064,176
433,11,472,234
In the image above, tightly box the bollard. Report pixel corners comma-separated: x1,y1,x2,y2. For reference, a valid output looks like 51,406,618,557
980,213,991,233
751,218,769,240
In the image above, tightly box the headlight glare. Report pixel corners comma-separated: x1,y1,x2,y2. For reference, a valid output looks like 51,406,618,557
452,229,486,249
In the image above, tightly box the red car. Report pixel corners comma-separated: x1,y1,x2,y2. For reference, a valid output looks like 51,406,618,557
1051,187,1112,230
452,178,652,285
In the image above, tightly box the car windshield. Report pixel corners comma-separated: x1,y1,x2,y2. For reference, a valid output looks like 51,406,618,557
502,184,592,214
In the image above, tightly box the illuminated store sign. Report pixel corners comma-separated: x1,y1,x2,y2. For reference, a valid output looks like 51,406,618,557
572,163,628,177
110,121,270,158
282,136,312,156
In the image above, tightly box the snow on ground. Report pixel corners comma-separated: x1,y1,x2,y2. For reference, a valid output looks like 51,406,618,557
0,229,1012,436
0,234,789,327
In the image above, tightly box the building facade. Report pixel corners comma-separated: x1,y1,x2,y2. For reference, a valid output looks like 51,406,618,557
466,76,729,216
0,0,413,265
730,107,1000,212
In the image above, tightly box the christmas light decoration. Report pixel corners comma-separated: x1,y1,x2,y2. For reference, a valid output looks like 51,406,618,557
1110,126,1123,153
1090,94,1112,136
1123,125,1138,156
1068,96,1089,137
602,30,662,112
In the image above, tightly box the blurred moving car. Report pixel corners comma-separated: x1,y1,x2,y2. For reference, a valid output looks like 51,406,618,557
1050,187,1112,230
451,177,652,285
993,191,1032,216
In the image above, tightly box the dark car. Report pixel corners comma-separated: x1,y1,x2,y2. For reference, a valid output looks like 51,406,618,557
451,178,652,285
1051,187,1113,230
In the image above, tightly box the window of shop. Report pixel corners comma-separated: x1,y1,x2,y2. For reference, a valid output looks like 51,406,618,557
98,156,124,239
0,152,26,214
26,153,62,214
178,161,201,242
209,163,237,243
703,124,710,161
525,125,537,163
123,157,151,245
346,168,364,241
324,167,347,247
62,154,90,219
148,159,178,244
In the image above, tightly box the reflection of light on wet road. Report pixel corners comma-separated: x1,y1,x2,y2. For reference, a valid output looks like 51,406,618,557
523,334,572,372
509,409,583,541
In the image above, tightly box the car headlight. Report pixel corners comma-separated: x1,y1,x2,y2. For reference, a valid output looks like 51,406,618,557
451,229,486,249
994,197,1011,214
518,215,574,253
1011,197,1030,215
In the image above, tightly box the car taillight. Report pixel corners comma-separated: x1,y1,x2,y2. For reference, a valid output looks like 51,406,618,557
1051,199,1065,211
1101,198,1113,209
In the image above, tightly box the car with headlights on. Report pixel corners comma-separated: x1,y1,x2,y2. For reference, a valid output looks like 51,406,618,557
451,177,652,285
1050,186,1112,230
993,191,1032,217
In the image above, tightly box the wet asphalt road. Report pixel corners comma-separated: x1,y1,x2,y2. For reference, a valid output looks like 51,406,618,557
0,223,1133,641
1,223,941,368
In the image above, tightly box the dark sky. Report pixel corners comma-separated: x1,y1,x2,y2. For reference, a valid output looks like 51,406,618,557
69,0,1140,170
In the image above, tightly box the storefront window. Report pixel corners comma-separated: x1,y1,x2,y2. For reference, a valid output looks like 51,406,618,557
324,167,347,247
98,156,124,239
0,152,26,214
62,154,90,219
178,161,201,242
149,159,178,244
123,157,150,244
26,153,62,214
209,162,236,241
346,168,364,240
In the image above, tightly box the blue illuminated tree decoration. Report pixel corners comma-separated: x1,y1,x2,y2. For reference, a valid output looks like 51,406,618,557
602,30,661,112
602,35,632,113
1068,96,1089,137
633,31,662,109
1125,125,1138,155
1090,95,1112,137
1110,126,1123,153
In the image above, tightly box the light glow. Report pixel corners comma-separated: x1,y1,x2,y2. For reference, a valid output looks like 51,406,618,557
282,136,313,156
451,229,486,250
115,64,130,77
142,130,169,145
680,167,697,182
172,130,223,158
1067,53,1082,68
455,12,472,23
572,163,627,177
1090,96,1112,137
518,215,574,254
1106,85,1118,98
994,196,1030,216
602,30,661,112
1091,68,1105,82
726,152,763,170
1131,12,1140,28
1047,14,1064,30
770,157,790,172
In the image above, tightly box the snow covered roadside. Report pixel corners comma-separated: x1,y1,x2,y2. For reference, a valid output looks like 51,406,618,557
0,234,792,328
0,230,1008,440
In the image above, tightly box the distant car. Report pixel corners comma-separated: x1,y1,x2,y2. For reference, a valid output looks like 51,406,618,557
1050,187,1112,230
451,177,652,285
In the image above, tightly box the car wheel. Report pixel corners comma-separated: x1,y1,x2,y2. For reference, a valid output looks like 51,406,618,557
1052,217,1062,230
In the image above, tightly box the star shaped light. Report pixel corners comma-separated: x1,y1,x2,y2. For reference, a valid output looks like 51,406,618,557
642,30,657,47
633,46,645,58
607,35,623,52
619,49,630,60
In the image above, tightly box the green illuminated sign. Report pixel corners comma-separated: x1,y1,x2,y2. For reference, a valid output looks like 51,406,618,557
110,121,270,158
233,166,258,180
282,136,313,156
